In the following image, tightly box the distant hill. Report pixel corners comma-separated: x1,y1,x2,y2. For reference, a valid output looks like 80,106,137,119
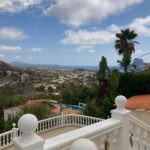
0,60,14,71
11,61,61,69
11,61,99,70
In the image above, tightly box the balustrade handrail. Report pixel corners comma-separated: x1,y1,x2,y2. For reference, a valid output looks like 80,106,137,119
130,115,150,131
0,114,103,149
44,118,122,150
38,114,103,124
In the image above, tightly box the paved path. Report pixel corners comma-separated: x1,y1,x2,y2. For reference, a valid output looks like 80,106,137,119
3,126,80,150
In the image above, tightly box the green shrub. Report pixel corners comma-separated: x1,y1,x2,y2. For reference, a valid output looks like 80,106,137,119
118,72,150,97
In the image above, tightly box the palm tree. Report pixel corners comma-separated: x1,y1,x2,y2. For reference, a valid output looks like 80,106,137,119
115,28,138,73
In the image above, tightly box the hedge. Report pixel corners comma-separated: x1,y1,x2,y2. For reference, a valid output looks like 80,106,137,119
118,72,150,98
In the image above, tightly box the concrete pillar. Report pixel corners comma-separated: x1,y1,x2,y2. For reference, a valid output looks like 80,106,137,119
111,95,131,150
13,114,44,150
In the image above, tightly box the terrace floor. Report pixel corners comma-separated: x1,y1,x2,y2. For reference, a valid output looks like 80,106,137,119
3,126,80,150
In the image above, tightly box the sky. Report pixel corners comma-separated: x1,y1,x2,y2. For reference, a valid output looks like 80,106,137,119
0,0,150,66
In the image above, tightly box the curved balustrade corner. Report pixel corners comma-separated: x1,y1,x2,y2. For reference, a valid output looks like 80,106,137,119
44,118,122,150
0,114,103,149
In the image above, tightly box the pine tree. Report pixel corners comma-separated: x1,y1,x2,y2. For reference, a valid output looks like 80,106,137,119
97,56,111,105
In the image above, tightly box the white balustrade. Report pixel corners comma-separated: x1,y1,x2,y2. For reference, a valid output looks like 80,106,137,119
130,115,150,150
44,118,121,150
0,114,102,149
0,130,13,149
2,95,150,150
44,95,131,150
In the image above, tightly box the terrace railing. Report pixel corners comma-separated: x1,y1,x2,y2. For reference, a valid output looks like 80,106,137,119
130,115,150,149
43,95,131,150
2,95,150,150
0,114,103,149
13,95,150,150
44,117,122,150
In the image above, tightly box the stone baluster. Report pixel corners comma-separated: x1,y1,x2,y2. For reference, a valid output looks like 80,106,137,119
70,139,98,150
6,133,9,144
47,120,50,129
139,129,148,150
131,125,140,150
12,123,17,139
99,135,107,150
50,119,52,127
2,134,5,147
109,129,120,150
61,112,64,126
111,95,131,150
13,114,44,150
74,115,77,125
145,131,150,149
145,132,150,150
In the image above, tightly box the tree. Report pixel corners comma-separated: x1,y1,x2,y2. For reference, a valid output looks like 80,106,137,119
97,56,111,105
0,91,25,121
115,28,138,73
83,57,119,119
83,99,99,117
23,104,50,120
36,85,45,92
117,51,131,73
48,86,54,93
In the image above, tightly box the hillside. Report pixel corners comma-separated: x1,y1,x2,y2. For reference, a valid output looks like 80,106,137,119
0,60,14,71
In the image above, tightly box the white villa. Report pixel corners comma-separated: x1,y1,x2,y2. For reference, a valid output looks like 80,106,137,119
0,95,150,150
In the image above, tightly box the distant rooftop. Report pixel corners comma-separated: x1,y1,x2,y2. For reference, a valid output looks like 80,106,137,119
126,94,150,110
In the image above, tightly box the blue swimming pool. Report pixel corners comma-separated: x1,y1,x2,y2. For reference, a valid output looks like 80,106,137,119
64,105,81,110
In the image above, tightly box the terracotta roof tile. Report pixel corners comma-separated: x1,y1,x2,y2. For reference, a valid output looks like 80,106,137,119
126,94,150,110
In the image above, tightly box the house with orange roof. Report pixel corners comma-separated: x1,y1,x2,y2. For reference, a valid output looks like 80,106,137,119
3,100,49,121
4,99,80,121
126,94,150,124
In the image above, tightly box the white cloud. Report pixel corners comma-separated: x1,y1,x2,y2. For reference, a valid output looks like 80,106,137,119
14,55,22,59
44,0,143,26
0,0,43,13
88,49,95,53
61,16,150,48
27,56,34,60
0,27,28,40
106,16,150,38
74,45,96,53
28,56,34,60
0,44,22,53
129,16,150,37
61,29,115,46
0,54,5,58
107,16,150,38
28,48,42,52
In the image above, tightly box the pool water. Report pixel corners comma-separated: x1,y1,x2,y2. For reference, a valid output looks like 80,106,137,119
64,105,81,111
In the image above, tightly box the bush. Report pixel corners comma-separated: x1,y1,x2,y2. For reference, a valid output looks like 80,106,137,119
83,99,99,117
22,104,50,120
36,85,45,92
118,72,150,97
